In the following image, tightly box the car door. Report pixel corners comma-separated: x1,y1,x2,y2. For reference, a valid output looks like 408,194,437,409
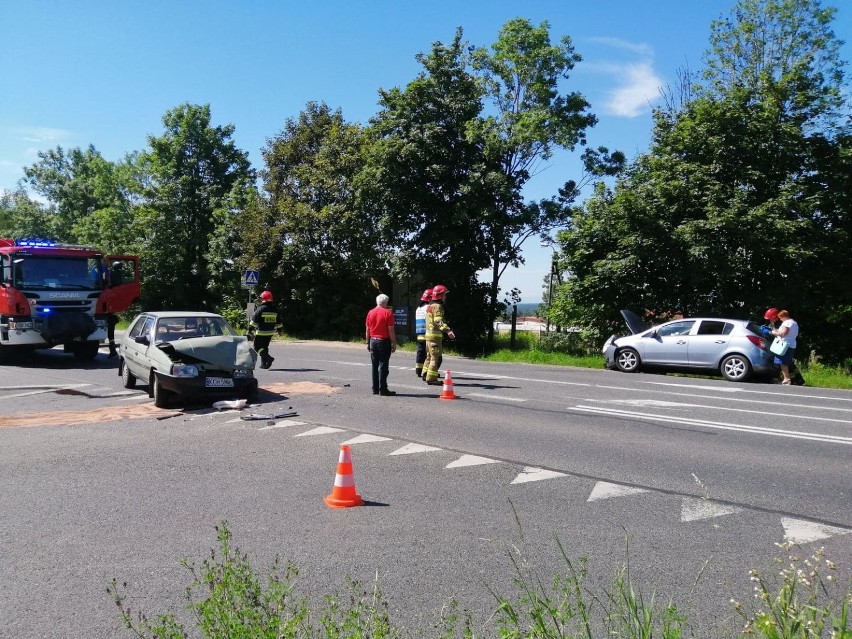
688,320,733,367
124,315,155,379
641,320,696,365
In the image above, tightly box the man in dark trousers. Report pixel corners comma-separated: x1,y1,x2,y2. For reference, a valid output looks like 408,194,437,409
365,293,397,396
250,290,281,369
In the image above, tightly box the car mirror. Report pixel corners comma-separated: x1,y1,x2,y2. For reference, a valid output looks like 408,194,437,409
134,335,150,345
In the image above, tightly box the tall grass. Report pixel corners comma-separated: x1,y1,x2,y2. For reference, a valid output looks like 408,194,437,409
108,521,852,638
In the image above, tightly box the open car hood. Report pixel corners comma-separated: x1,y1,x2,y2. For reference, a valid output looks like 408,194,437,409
157,336,257,370
620,309,652,335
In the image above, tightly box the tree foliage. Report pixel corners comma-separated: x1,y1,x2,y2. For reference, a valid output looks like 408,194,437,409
138,103,254,310
253,102,383,338
552,0,850,362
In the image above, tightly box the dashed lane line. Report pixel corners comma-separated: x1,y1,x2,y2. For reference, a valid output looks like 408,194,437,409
572,405,852,444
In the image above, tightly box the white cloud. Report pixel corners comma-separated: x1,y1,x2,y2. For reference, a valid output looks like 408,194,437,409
604,61,663,117
10,126,73,144
588,36,653,57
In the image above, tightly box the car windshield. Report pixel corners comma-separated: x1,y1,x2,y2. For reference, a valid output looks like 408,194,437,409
154,316,238,342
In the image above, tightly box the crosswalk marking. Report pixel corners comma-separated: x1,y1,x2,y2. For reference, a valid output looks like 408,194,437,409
782,518,851,543
446,454,500,468
681,497,743,522
389,443,442,455
587,481,649,502
510,467,566,484
294,426,344,437
343,434,393,444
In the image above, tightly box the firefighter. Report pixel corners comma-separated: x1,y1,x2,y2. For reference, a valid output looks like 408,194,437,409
422,284,455,385
414,288,432,378
249,290,282,369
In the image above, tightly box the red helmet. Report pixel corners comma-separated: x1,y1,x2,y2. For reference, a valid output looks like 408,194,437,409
431,284,449,300
764,307,779,321
260,290,273,302
420,288,433,301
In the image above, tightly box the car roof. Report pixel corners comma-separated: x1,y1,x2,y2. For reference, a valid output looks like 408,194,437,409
138,311,224,319
620,310,752,334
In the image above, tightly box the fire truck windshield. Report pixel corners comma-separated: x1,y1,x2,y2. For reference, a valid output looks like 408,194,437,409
11,256,104,291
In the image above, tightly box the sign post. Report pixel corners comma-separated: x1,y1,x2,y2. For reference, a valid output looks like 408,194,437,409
243,270,259,323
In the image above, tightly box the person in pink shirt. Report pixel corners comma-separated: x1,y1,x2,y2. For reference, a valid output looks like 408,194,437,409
365,293,397,396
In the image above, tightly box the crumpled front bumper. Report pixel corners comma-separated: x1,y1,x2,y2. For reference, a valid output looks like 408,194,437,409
153,370,258,400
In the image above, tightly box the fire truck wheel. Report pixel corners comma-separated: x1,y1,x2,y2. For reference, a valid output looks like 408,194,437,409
151,374,171,408
120,361,135,389
72,342,100,361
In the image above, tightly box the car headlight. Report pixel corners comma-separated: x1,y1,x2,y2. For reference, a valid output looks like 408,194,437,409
170,364,199,377
232,368,253,379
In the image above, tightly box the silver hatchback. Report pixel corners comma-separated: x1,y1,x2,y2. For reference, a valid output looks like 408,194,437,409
602,310,775,382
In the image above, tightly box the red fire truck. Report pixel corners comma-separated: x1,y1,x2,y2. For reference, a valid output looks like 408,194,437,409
0,238,140,360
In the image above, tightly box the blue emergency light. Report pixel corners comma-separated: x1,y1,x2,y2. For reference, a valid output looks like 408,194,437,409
16,238,57,248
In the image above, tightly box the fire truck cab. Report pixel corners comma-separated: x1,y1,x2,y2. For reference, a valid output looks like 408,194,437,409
0,238,140,360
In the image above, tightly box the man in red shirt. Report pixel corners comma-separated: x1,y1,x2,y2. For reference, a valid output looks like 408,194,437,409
365,293,398,396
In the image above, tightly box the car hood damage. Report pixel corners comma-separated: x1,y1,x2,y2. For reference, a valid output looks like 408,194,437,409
156,337,257,370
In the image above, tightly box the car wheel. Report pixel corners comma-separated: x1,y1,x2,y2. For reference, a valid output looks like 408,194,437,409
615,348,641,373
120,360,136,389
721,354,752,382
151,373,171,408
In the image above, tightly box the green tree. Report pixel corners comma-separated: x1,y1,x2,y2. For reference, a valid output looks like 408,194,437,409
553,0,850,362
0,190,58,239
139,103,254,310
471,18,608,345
360,30,495,351
254,102,383,338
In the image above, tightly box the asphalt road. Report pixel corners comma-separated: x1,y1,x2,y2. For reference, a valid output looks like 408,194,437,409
1,340,850,638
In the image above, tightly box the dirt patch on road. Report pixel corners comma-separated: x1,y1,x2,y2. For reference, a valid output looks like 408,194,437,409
0,404,170,429
261,381,340,395
0,381,339,429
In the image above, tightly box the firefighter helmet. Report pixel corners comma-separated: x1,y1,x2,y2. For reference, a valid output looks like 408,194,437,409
260,290,273,302
764,307,779,321
431,284,449,300
421,288,433,301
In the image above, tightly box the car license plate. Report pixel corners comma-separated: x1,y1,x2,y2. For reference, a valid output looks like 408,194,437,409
205,377,234,388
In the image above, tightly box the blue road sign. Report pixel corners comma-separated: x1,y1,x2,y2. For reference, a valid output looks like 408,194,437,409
243,269,259,287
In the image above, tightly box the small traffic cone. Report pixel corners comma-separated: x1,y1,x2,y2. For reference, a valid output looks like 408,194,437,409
438,370,458,400
324,445,364,508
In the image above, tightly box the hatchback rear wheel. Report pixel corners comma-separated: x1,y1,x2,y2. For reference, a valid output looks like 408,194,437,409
615,348,641,373
721,354,752,382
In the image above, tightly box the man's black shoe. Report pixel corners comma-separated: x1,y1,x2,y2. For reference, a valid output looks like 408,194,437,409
372,390,379,395
379,390,396,396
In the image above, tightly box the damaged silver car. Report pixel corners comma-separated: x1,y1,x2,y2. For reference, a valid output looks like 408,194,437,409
602,309,775,382
118,311,258,407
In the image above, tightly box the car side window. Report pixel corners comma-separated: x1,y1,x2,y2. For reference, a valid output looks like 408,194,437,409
656,321,695,337
128,315,149,339
139,317,155,339
697,320,728,336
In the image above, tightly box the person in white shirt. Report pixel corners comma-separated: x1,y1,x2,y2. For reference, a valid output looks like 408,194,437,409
771,309,799,385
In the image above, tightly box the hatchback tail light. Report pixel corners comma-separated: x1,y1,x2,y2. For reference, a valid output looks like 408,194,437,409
747,335,767,350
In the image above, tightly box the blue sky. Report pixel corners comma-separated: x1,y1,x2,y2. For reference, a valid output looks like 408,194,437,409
2,1,850,302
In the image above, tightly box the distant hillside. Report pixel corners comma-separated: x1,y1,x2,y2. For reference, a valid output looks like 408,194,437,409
512,302,542,316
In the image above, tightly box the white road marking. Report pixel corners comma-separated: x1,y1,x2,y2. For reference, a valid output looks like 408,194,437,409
586,398,852,425
446,454,501,468
603,399,698,408
573,406,852,444
641,380,852,402
510,467,567,484
389,443,442,455
0,384,92,400
681,497,743,522
587,481,649,502
294,426,345,437
343,434,393,444
467,393,526,402
119,394,151,402
782,518,851,543
105,390,141,397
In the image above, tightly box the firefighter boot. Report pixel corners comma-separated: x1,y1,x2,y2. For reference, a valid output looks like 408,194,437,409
108,341,118,358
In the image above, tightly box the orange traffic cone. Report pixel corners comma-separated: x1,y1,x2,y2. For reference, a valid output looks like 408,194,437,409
438,370,458,400
324,445,365,508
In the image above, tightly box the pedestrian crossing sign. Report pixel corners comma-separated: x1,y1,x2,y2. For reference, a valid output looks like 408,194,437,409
243,269,259,288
